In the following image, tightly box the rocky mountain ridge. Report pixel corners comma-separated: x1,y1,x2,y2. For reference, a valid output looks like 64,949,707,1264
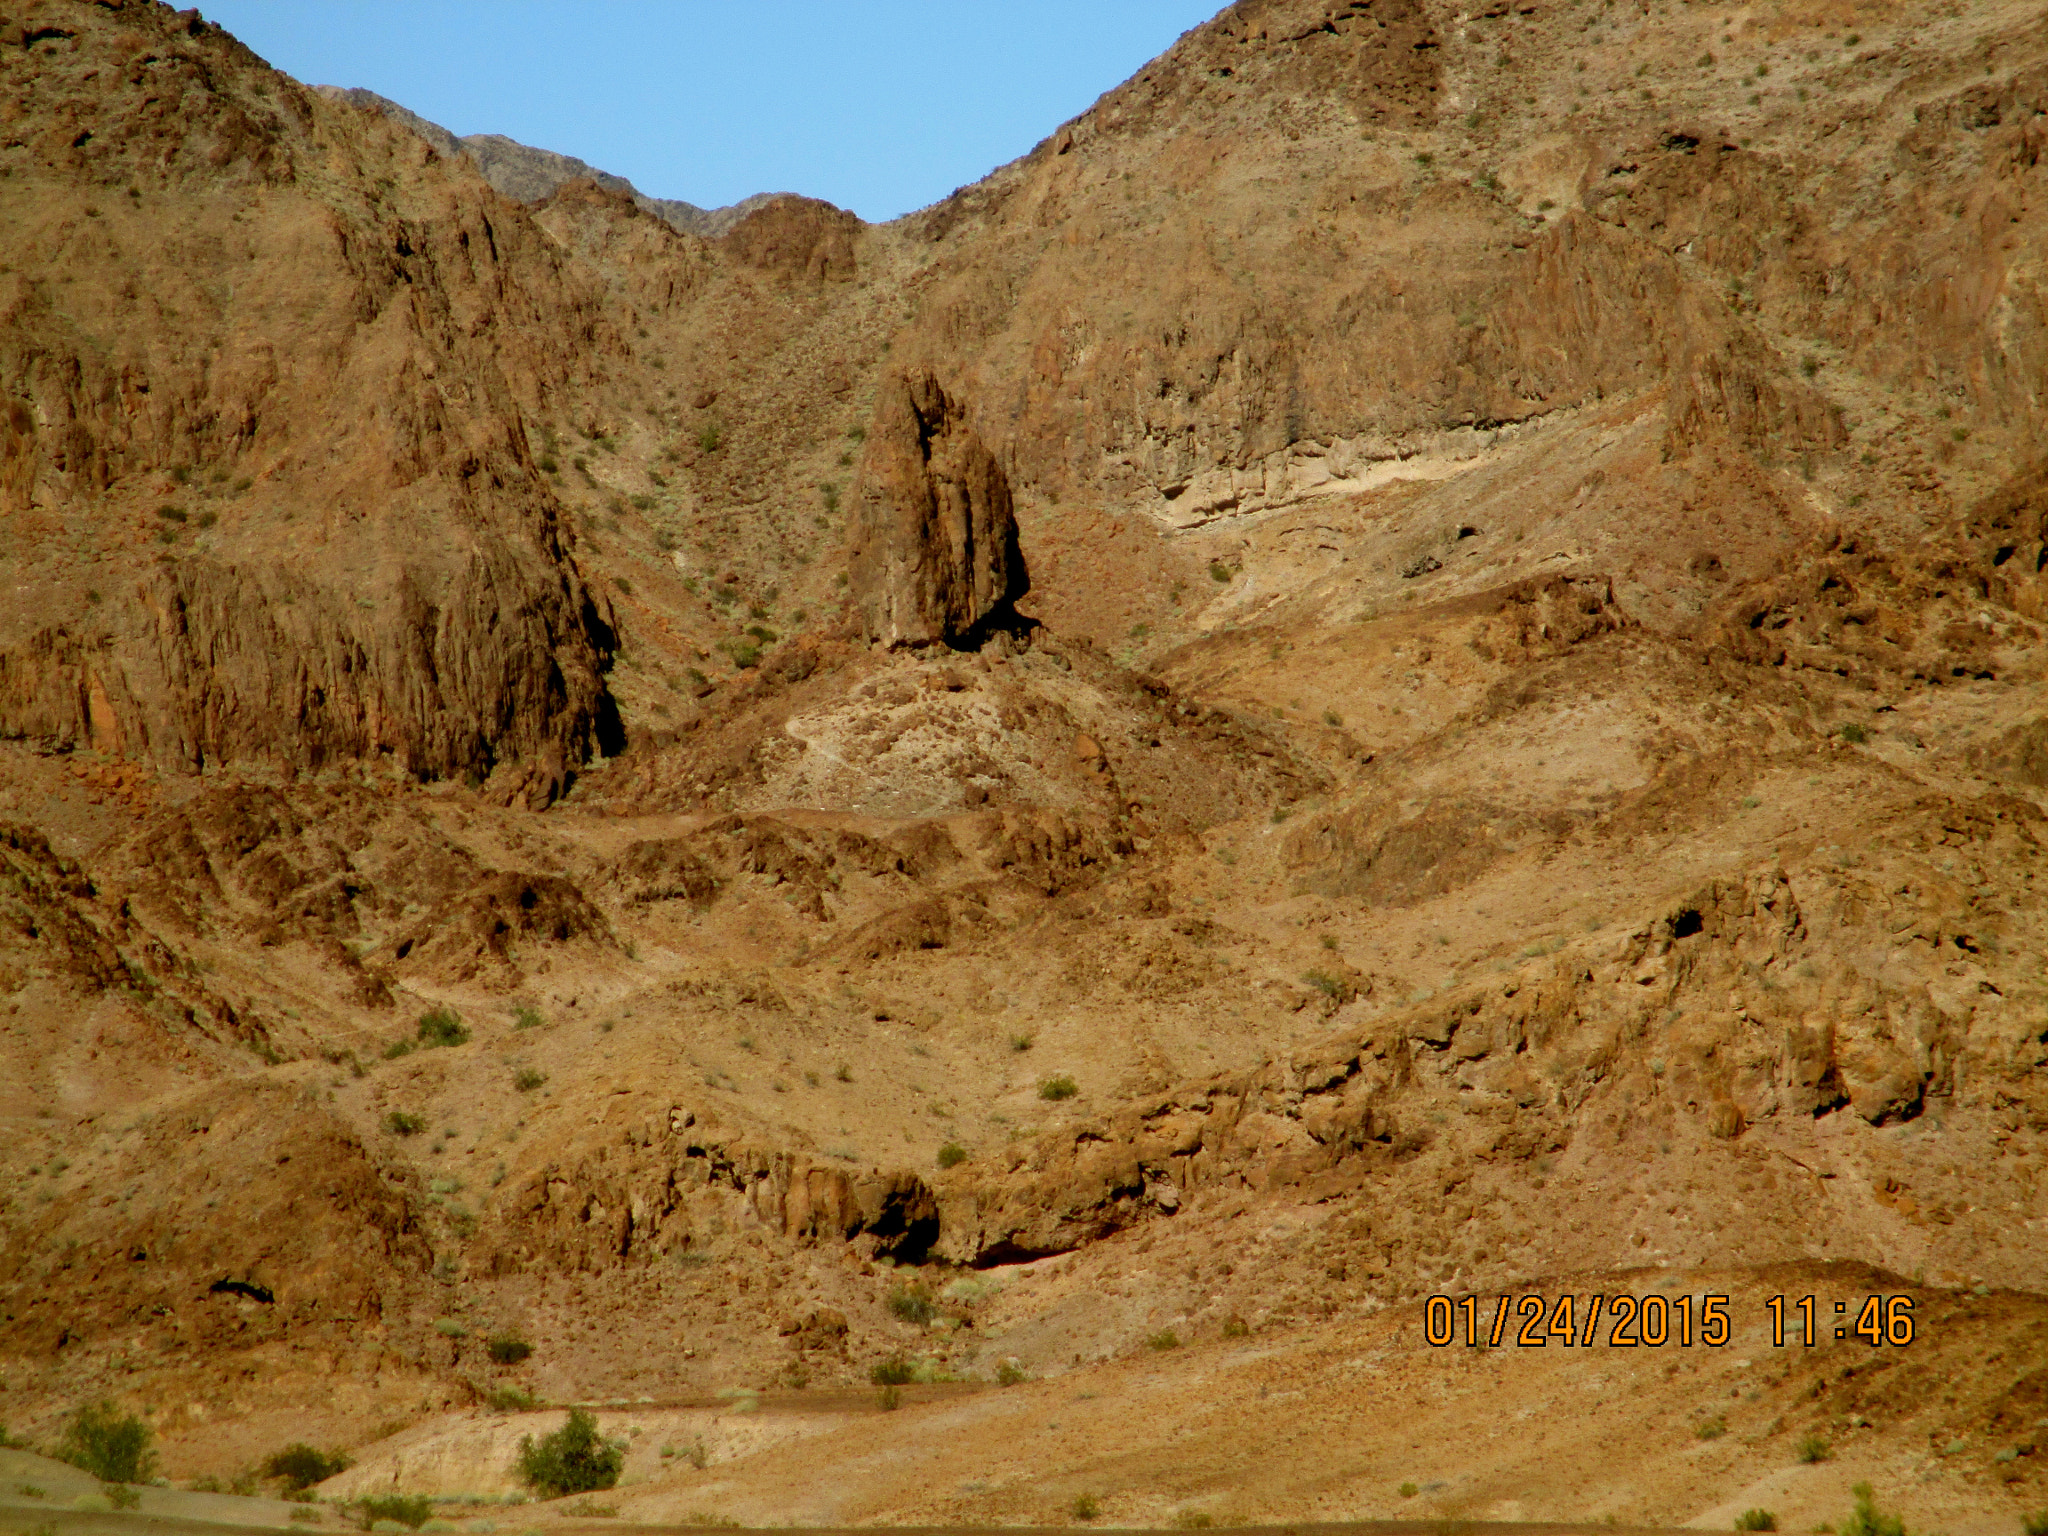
313,86,782,237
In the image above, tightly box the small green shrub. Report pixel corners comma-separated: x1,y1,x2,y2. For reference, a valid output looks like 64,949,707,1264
562,1500,617,1518
877,1385,903,1412
1697,1415,1728,1440
870,1357,916,1386
1838,1484,1905,1536
103,1484,141,1510
937,1143,968,1169
382,1038,416,1060
696,423,722,454
1221,1315,1249,1338
355,1494,433,1531
1837,721,1869,744
1208,562,1231,583
1399,1482,1420,1498
487,1333,534,1366
1797,1432,1832,1464
486,1387,538,1412
1038,1075,1078,1101
1174,1514,1214,1530
416,1007,468,1048
1146,1329,1181,1352
996,1361,1028,1386
1009,1034,1034,1052
56,1402,155,1484
887,1285,937,1325
1071,1493,1101,1521
513,1068,547,1093
515,1407,623,1499
384,1111,426,1136
264,1444,352,1491
1736,1512,1779,1532
2021,1512,2048,1536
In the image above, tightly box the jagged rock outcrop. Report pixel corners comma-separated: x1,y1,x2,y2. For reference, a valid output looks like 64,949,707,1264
847,372,1026,647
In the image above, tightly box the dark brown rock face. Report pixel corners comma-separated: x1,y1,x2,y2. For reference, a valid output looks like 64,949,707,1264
847,373,1025,647
719,194,861,283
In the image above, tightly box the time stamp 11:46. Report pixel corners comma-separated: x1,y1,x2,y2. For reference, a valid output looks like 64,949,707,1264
1423,1294,1919,1350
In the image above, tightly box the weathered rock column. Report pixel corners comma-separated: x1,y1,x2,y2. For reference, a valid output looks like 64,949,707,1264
846,371,1027,647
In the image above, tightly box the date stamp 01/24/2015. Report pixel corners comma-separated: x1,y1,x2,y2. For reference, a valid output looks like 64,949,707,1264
1423,1293,1919,1350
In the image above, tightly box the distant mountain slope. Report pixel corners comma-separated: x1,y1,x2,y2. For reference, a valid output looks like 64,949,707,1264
313,85,779,237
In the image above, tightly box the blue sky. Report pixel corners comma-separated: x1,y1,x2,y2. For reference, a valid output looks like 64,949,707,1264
196,3,1224,222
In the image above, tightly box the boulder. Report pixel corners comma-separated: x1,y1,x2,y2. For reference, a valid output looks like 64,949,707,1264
847,373,1027,647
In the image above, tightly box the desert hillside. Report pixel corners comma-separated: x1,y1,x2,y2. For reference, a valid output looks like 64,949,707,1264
1,1,2044,1533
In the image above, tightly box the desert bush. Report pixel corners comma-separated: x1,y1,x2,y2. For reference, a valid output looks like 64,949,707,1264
354,1494,432,1531
515,1408,622,1499
877,1385,902,1412
996,1360,1028,1386
1303,969,1345,999
870,1357,916,1386
563,1500,617,1518
56,1402,155,1484
1697,1415,1728,1440
1208,562,1231,583
1735,1512,1778,1532
1146,1329,1181,1351
1038,1075,1078,1101
487,1333,533,1366
1797,1432,1832,1464
696,423,722,454
264,1444,352,1491
513,1068,546,1093
937,1143,968,1169
887,1284,937,1325
103,1484,141,1510
1174,1515,1215,1530
1221,1315,1250,1338
486,1387,538,1412
1399,1482,1419,1498
384,1111,425,1136
1839,1484,1906,1536
1072,1493,1101,1521
513,1005,543,1030
416,1007,468,1048
381,1039,415,1059
2023,1512,2048,1536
